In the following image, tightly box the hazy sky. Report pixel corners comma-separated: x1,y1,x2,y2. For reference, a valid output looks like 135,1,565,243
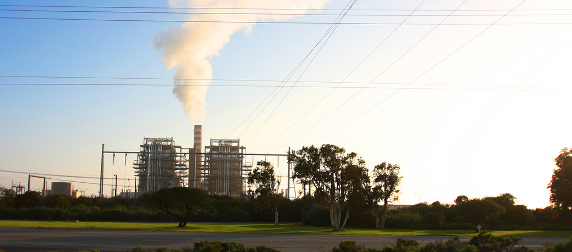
1,0,571,208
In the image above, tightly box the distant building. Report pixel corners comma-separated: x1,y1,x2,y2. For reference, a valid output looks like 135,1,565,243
202,139,249,197
133,138,187,193
51,182,73,196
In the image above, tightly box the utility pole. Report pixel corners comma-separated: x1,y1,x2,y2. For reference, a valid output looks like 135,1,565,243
114,174,118,197
100,144,105,198
287,147,291,200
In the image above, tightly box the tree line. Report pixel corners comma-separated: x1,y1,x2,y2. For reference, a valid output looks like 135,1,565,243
0,144,571,230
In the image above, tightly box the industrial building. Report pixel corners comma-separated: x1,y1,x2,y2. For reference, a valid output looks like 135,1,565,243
125,126,253,197
188,125,203,189
133,138,187,193
202,139,250,197
51,182,73,196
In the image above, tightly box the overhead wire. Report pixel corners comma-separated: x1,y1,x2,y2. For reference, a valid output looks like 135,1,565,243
268,0,473,152
0,75,555,90
1,16,570,25
0,4,569,12
256,0,430,153
0,82,552,91
242,0,359,145
0,168,128,181
310,0,529,145
1,7,571,17
224,0,357,139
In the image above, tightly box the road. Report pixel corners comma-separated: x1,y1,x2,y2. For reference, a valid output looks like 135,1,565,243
0,228,568,252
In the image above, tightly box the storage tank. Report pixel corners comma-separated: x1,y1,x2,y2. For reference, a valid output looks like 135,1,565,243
51,182,73,196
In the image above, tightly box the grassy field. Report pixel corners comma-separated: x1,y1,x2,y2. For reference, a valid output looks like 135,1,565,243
0,220,570,237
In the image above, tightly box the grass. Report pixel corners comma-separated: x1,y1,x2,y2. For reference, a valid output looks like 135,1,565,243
0,220,570,237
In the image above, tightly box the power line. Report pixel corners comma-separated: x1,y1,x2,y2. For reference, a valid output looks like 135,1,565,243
311,0,529,145
2,8,571,17
0,82,552,91
268,0,474,152
0,4,569,12
256,0,430,153
0,75,554,89
225,0,357,140
0,169,127,181
1,16,570,25
242,0,359,145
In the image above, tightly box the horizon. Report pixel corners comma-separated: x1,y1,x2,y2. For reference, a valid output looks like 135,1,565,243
2,0,572,209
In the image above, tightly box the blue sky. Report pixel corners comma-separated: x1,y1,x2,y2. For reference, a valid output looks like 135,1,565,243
1,0,572,208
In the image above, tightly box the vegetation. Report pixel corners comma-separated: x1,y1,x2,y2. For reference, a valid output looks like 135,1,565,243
289,144,370,231
1,146,572,231
247,161,282,226
370,162,402,229
12,235,572,252
140,187,210,227
1,220,571,237
548,147,572,212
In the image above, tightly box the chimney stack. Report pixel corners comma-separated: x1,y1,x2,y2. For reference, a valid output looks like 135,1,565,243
189,125,202,188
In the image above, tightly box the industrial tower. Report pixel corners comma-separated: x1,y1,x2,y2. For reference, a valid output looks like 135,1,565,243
133,138,187,193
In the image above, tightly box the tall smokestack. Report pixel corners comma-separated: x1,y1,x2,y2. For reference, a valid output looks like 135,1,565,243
154,0,330,121
190,125,202,188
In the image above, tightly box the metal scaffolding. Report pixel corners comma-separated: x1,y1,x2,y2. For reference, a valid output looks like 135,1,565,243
202,139,251,197
133,138,187,193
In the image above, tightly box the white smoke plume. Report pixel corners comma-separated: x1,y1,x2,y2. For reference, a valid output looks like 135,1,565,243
154,0,330,122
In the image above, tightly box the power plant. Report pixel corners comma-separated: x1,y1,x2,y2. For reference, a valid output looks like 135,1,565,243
133,138,187,193
203,139,248,197
129,126,252,196
95,124,288,198
21,124,290,198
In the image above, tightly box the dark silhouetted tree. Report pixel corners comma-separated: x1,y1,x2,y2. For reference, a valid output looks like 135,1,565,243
370,162,402,229
289,144,369,231
15,191,42,208
141,187,209,227
0,186,16,208
454,198,505,226
548,147,572,211
247,160,281,226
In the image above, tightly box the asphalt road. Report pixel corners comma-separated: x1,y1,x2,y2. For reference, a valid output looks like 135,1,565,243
0,228,568,252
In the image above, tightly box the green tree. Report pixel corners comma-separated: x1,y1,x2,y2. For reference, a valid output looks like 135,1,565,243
141,187,210,227
484,193,516,209
289,144,369,231
247,161,282,226
43,194,71,209
454,198,505,226
15,191,42,208
370,162,402,229
0,186,16,208
548,147,572,211
290,145,320,196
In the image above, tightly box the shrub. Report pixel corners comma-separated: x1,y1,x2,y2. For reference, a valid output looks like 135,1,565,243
331,241,381,252
248,246,280,252
301,204,330,226
468,231,533,252
543,238,572,252
395,238,420,248
385,212,421,229
193,241,247,252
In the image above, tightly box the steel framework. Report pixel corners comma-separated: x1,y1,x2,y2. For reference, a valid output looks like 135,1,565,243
202,139,251,197
133,138,187,193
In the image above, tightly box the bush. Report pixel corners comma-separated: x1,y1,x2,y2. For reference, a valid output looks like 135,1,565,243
385,212,421,229
193,241,247,252
301,204,330,226
468,231,533,252
543,238,572,252
248,246,280,252
331,241,381,252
